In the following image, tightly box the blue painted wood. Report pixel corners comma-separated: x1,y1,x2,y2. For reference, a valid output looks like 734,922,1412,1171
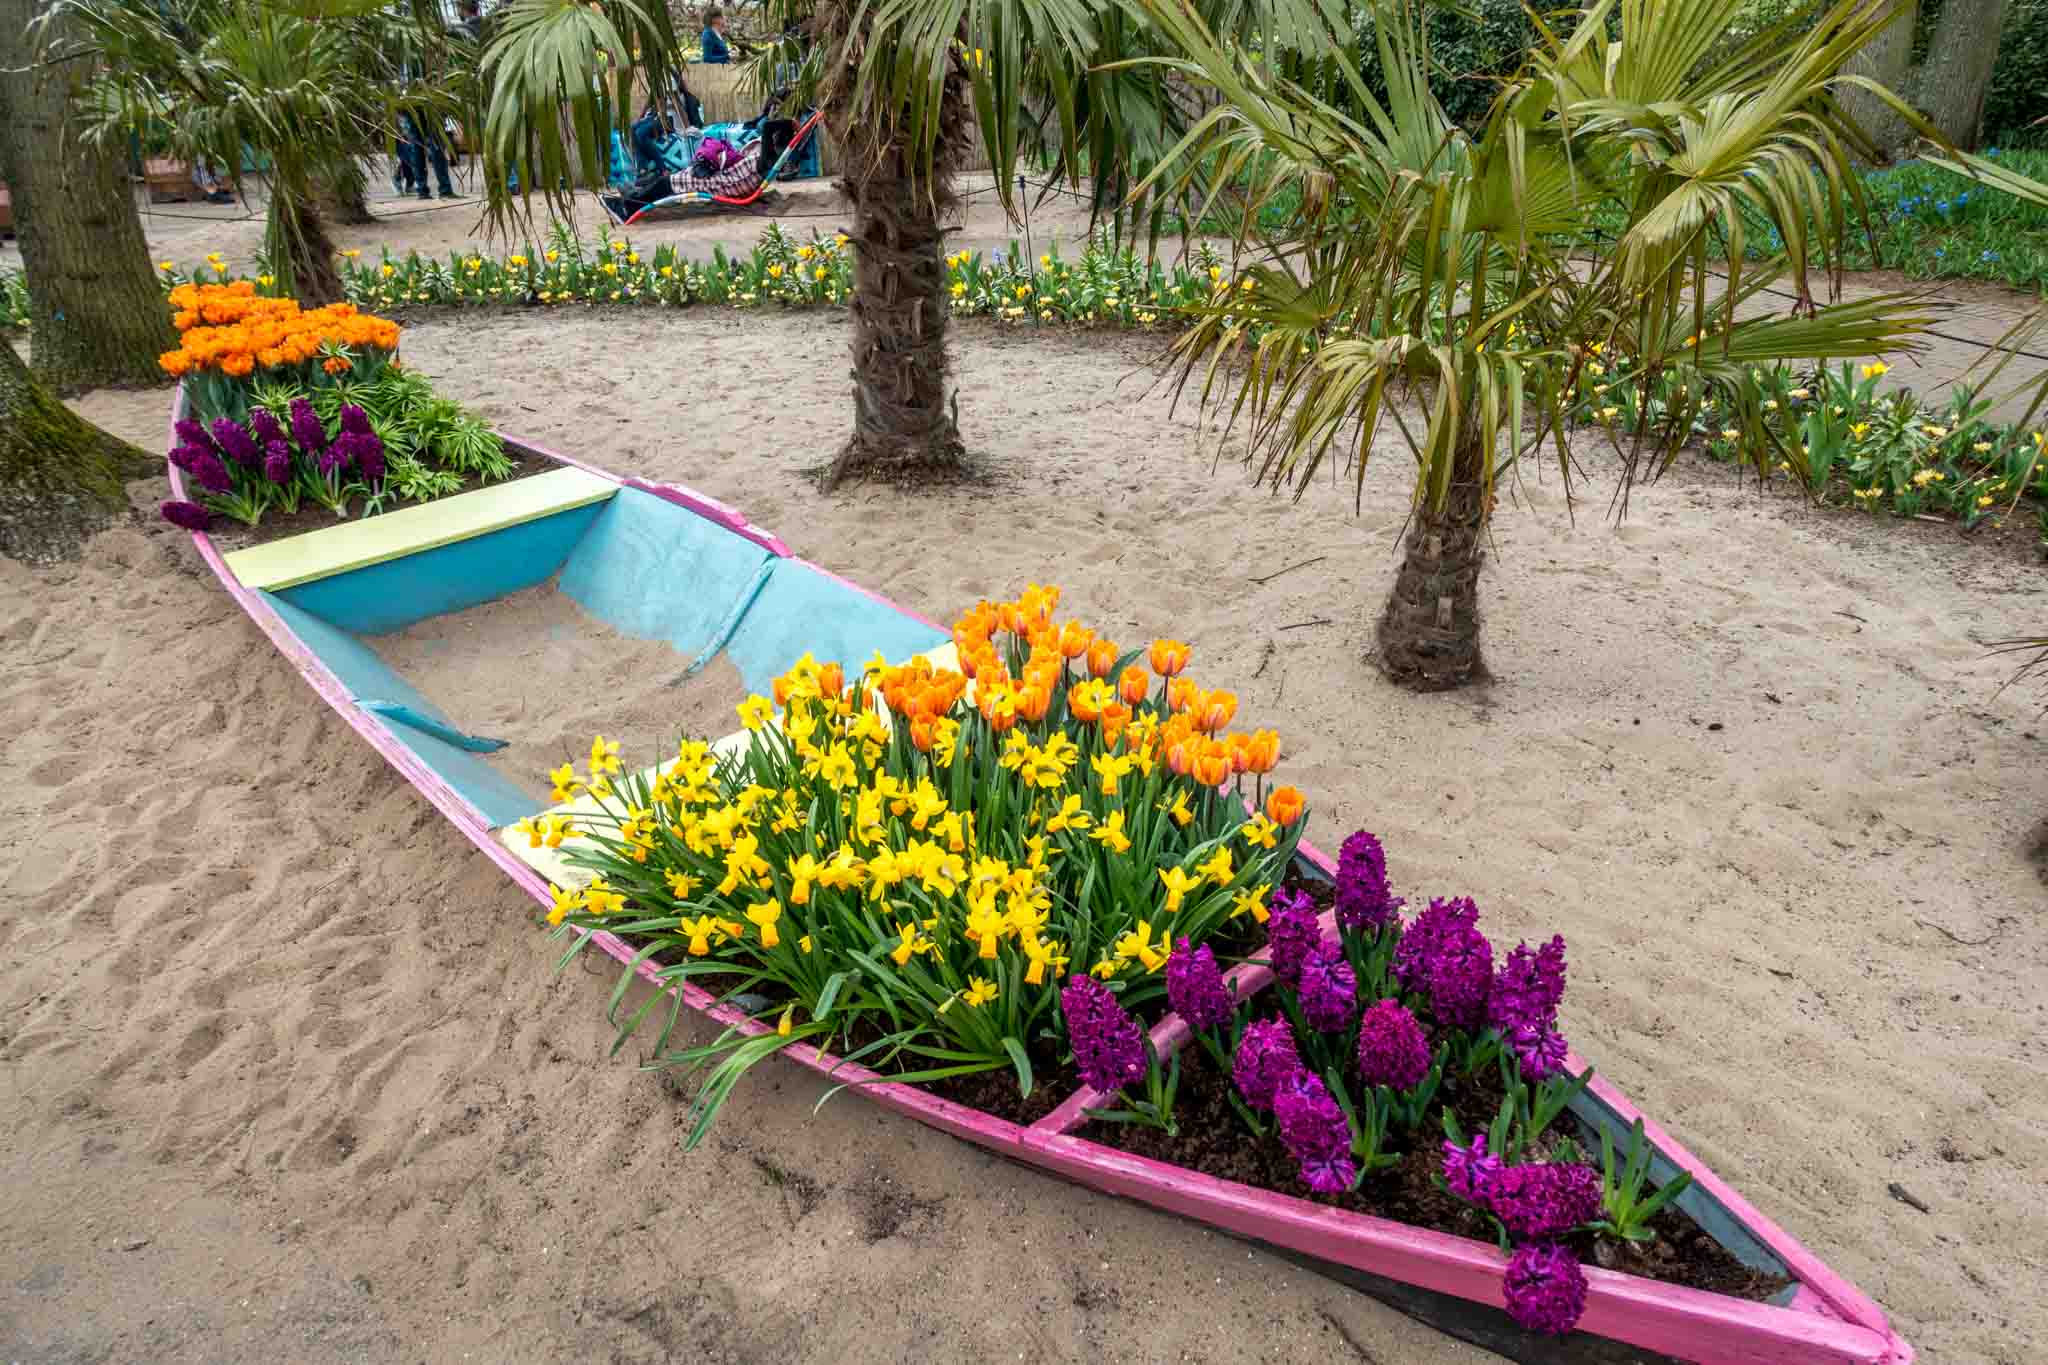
358,701,510,753
557,486,776,664
275,501,605,635
723,560,948,694
262,593,542,827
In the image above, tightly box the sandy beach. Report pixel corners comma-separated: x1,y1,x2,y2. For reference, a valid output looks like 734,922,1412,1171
2,306,2043,1364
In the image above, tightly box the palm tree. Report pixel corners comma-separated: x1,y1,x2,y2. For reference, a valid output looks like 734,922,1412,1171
475,0,1282,485
1133,0,1945,688
56,0,469,305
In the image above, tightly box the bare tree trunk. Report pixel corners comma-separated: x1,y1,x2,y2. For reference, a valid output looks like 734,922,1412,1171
266,165,345,306
0,338,153,562
1376,451,1488,690
817,6,969,488
1841,0,1918,158
1919,0,2011,149
0,0,174,393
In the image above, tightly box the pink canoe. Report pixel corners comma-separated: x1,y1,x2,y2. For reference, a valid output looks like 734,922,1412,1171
165,402,1914,1365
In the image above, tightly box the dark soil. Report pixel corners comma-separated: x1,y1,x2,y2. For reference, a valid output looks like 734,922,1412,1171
199,442,553,554
1086,1044,1790,1304
922,1057,1073,1128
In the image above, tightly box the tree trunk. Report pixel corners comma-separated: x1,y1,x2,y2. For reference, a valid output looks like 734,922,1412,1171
316,156,376,226
817,8,970,488
1919,0,2010,149
0,338,154,563
266,170,345,306
1376,467,1488,691
1842,0,1918,158
0,0,174,393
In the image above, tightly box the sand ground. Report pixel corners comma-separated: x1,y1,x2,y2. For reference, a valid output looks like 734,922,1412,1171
2,307,2044,1364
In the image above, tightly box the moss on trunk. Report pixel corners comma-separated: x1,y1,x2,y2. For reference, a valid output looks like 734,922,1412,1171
0,339,155,563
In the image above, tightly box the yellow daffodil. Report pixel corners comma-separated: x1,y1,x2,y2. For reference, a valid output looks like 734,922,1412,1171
681,913,724,955
777,1005,795,1036
588,734,622,776
584,876,625,916
665,868,699,899
1231,883,1271,924
1161,790,1194,828
799,934,813,954
546,883,583,926
1158,865,1201,913
744,898,782,948
1239,814,1279,850
1022,935,1067,985
1197,846,1234,886
963,977,999,1007
1091,752,1134,796
1114,919,1170,972
1046,793,1093,834
890,921,934,966
737,695,775,731
1089,810,1131,854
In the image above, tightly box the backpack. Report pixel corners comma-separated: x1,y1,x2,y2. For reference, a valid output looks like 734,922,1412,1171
691,137,739,176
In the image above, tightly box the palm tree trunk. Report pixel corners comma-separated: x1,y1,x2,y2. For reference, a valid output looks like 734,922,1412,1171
0,0,174,393
815,5,970,489
826,160,964,486
0,338,153,563
316,156,376,226
1376,453,1488,691
266,163,345,306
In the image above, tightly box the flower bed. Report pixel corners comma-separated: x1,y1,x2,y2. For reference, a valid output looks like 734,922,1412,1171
154,281,518,540
529,583,1771,1340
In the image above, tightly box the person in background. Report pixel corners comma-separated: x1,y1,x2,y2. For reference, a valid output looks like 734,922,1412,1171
699,7,730,62
396,107,456,200
189,159,234,205
457,0,482,42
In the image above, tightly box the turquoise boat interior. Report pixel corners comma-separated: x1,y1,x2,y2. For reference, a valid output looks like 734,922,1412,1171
224,468,946,829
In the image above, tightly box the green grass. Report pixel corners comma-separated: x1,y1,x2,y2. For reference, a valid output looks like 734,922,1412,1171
1,269,29,331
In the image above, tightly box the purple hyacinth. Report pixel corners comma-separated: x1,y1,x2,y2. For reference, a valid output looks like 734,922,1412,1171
338,402,372,436
1232,1016,1301,1113
351,431,386,484
1334,830,1404,931
1166,938,1232,1032
1393,896,1493,1030
209,416,261,466
174,417,217,454
249,406,286,447
1442,1133,1502,1204
289,397,328,453
1274,1070,1356,1195
1297,940,1357,1033
1484,1162,1603,1241
189,451,232,494
262,439,292,484
1061,975,1146,1095
1502,1242,1588,1337
1355,999,1432,1091
1490,935,1568,1038
1512,1025,1569,1082
167,443,207,472
159,499,213,531
1265,887,1322,989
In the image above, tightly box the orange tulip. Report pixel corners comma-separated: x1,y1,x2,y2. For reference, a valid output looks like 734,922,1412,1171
1166,678,1200,714
818,661,845,700
1192,688,1237,734
996,601,1021,635
1017,684,1053,724
1118,665,1150,706
1192,742,1232,787
1058,621,1094,659
1149,638,1191,676
1165,737,1196,777
1266,785,1306,826
1099,701,1130,748
909,714,938,752
1086,638,1118,678
1240,729,1280,774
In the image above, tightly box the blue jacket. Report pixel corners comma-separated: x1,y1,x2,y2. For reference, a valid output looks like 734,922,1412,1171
700,26,730,62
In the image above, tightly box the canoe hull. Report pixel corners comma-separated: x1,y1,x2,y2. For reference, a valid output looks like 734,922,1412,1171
163,396,1912,1365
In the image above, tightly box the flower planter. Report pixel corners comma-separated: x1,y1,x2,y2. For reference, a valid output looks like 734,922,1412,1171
164,389,1912,1365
